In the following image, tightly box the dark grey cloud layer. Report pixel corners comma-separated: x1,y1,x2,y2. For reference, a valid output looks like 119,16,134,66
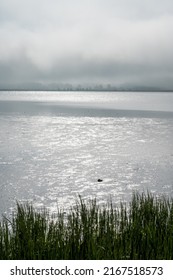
0,0,173,89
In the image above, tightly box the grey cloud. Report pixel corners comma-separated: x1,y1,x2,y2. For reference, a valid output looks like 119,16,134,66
0,0,173,89
1,51,173,89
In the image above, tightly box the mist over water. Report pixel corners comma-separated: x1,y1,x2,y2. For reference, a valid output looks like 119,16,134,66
0,91,173,216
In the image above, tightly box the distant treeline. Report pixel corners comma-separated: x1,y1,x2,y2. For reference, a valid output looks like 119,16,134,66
0,84,172,92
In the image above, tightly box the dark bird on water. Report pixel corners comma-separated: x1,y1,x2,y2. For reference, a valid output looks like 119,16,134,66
97,179,103,182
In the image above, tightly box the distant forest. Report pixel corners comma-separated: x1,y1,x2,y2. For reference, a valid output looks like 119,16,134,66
0,83,172,92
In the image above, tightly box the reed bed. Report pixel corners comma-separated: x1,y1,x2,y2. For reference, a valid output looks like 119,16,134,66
0,193,173,259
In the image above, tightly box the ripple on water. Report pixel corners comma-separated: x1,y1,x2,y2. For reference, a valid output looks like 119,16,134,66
0,113,173,215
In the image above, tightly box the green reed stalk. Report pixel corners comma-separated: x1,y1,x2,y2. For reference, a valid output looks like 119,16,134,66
0,192,173,259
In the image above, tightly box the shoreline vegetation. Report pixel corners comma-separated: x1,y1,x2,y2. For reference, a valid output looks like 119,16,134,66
1,192,173,260
1,85,173,92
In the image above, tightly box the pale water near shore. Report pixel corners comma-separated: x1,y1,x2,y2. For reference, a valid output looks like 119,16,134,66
0,91,173,216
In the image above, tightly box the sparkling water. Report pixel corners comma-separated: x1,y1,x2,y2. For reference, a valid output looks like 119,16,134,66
0,91,173,216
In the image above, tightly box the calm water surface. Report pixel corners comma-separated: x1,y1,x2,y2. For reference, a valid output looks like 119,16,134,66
0,91,173,216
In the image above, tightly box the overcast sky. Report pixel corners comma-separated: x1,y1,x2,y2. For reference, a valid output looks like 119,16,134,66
0,0,173,89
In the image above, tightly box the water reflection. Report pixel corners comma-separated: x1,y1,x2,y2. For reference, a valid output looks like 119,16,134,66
0,91,173,216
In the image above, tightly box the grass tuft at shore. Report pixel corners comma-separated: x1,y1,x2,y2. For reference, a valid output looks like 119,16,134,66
1,193,173,259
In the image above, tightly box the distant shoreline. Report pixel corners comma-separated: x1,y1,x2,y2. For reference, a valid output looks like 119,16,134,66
0,88,173,92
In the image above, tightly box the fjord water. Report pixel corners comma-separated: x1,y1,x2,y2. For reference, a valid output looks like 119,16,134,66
0,91,173,216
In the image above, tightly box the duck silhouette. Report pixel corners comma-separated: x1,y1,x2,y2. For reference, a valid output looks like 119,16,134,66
97,179,103,182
